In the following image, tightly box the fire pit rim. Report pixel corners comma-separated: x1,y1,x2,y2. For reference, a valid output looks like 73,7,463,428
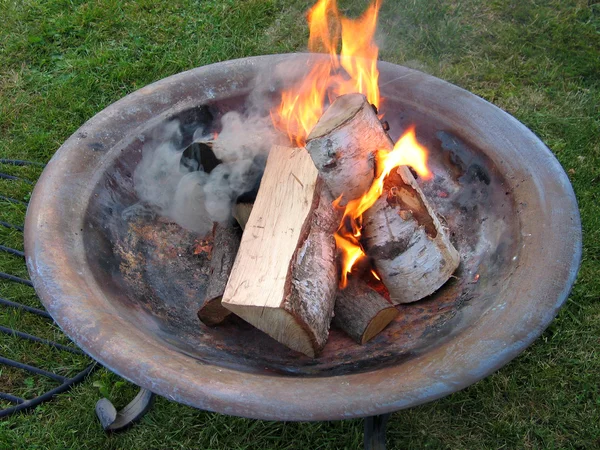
25,54,582,421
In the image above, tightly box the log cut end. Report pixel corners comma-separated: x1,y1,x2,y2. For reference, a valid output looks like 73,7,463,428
222,304,317,357
362,309,399,344
232,203,253,230
333,281,399,344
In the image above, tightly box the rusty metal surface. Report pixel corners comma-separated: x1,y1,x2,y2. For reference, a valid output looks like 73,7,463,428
25,54,581,421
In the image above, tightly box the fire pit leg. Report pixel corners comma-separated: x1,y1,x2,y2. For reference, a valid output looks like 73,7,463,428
95,387,155,432
363,413,391,450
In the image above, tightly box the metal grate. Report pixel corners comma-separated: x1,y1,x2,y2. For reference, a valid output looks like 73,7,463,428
0,159,96,418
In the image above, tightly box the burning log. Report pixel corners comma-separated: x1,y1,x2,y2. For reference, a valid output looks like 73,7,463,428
304,93,390,202
362,167,460,303
306,93,460,304
226,201,396,345
221,146,339,357
197,223,241,326
333,281,398,344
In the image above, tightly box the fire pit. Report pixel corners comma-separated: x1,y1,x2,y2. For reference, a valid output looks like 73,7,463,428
25,54,581,421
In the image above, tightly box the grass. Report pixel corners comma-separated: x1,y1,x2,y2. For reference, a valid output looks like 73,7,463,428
1,0,599,448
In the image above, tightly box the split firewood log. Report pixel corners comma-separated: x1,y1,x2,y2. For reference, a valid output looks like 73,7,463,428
221,146,340,357
333,280,399,344
306,93,460,304
197,222,241,326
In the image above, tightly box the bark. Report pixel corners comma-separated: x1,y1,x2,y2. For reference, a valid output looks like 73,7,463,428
305,93,390,202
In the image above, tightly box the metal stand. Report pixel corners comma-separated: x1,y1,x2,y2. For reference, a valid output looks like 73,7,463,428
95,388,390,448
364,413,391,450
95,388,155,431
0,159,97,419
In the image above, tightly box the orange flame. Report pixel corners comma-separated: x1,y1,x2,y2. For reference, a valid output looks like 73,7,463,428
336,127,431,287
271,0,381,146
336,0,381,107
271,0,432,288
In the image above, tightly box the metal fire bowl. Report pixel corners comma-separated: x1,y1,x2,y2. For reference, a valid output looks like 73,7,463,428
25,54,581,421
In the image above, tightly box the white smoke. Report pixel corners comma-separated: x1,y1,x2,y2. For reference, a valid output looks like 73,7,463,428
128,55,326,236
130,102,277,237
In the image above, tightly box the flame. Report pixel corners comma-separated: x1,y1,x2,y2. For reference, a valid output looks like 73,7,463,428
271,0,381,146
336,127,431,287
336,0,381,107
271,0,432,288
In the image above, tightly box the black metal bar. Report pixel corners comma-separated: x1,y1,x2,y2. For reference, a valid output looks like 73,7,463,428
0,159,96,420
0,220,24,232
0,356,67,382
0,363,96,418
0,195,27,206
0,272,32,286
0,326,83,355
0,245,25,258
0,173,34,185
364,413,391,450
0,297,51,318
0,159,45,167
96,388,155,431
0,392,24,404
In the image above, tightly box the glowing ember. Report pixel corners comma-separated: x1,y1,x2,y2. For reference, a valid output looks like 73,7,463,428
271,0,381,146
336,127,431,287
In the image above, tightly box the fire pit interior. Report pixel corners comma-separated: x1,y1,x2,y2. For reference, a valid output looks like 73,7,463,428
84,89,516,375
25,54,581,420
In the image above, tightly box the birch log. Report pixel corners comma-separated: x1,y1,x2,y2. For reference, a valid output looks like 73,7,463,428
306,93,460,304
362,168,460,303
221,146,339,357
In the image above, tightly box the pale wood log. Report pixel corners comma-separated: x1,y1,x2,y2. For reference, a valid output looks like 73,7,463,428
197,222,241,326
221,146,339,357
306,93,460,304
333,281,399,344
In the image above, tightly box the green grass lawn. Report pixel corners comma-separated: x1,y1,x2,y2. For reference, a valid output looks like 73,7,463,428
1,0,599,448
